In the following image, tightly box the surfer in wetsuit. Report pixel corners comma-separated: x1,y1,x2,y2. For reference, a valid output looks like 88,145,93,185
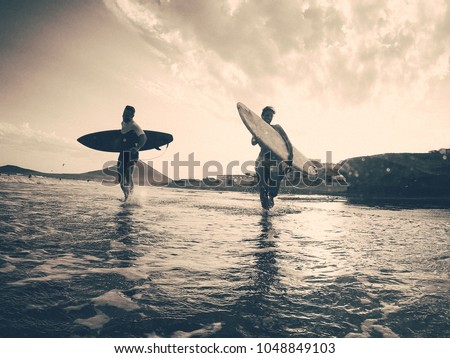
252,106,293,210
117,105,147,200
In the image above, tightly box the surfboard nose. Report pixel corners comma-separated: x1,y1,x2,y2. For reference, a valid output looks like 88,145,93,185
237,102,251,118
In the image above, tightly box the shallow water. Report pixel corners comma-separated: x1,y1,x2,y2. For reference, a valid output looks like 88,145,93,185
0,176,449,337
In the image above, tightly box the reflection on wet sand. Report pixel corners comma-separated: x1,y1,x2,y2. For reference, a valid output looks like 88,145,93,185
253,212,280,293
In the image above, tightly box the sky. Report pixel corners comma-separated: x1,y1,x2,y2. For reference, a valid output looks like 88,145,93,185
0,0,449,179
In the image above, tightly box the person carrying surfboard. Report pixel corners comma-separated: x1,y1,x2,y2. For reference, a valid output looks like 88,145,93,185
117,105,147,200
252,106,293,209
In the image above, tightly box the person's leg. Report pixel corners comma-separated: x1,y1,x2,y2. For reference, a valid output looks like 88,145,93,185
268,169,284,208
121,152,132,199
259,186,269,209
118,153,127,197
127,151,139,196
257,165,270,209
127,161,136,194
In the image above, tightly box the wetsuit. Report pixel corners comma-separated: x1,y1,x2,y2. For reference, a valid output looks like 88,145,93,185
255,124,293,209
117,120,144,188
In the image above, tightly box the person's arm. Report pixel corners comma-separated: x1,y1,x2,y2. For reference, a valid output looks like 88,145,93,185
136,133,147,151
131,122,147,152
274,125,293,163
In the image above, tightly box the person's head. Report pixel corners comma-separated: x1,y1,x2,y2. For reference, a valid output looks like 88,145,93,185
122,105,135,122
261,106,275,124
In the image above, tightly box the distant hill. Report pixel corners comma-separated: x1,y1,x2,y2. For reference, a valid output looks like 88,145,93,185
0,165,44,176
0,164,111,181
340,149,450,204
3,148,449,204
0,161,171,186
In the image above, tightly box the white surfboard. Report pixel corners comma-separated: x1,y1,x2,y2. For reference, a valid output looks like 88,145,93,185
237,102,317,175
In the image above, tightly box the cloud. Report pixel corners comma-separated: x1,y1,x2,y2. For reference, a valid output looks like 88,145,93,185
0,121,109,173
0,122,80,155
104,0,450,105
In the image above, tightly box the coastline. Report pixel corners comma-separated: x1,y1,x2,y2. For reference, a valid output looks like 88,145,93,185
1,147,449,208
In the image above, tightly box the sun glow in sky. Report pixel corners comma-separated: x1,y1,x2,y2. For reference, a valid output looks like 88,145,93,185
1,0,449,178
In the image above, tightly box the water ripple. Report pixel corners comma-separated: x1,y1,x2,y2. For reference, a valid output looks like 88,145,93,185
0,179,449,337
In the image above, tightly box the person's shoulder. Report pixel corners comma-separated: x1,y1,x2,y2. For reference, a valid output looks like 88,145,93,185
130,121,140,129
131,121,145,135
272,124,283,131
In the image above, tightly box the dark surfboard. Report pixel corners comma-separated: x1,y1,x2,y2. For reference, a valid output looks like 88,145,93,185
77,130,173,153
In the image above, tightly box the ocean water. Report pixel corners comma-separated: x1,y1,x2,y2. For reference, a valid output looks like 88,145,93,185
0,176,449,338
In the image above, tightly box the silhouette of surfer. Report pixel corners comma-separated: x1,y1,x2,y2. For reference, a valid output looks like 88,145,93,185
117,105,147,200
252,106,293,209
